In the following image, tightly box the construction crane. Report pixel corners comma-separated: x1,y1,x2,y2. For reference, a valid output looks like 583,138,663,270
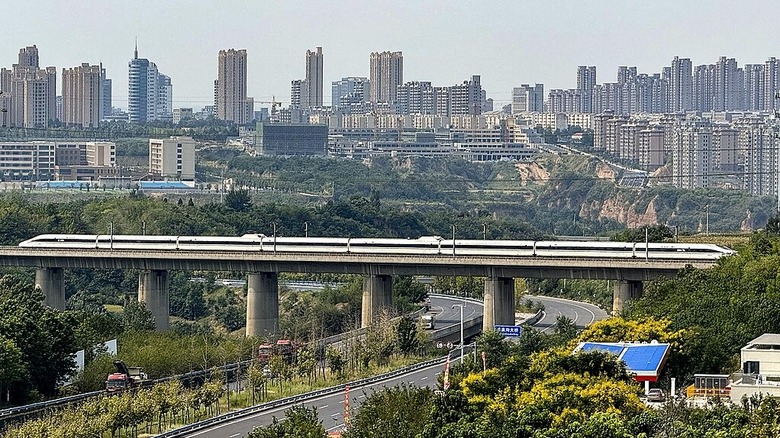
256,97,282,122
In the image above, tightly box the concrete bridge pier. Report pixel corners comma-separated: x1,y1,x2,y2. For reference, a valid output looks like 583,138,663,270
138,270,170,331
246,272,279,337
361,274,393,328
35,267,64,310
612,280,644,314
483,276,515,331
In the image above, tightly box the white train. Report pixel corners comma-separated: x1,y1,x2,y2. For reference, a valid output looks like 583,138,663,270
17,233,735,261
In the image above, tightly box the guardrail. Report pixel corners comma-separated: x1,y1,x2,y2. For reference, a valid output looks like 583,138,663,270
156,350,467,438
0,360,253,427
0,390,103,424
522,309,544,326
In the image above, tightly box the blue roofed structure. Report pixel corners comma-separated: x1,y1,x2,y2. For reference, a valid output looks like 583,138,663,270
139,181,194,190
573,341,670,382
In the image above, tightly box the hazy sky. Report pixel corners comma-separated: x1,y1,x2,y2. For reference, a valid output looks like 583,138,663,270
5,0,780,110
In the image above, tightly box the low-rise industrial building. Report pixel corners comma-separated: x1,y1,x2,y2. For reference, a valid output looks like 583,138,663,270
729,333,780,400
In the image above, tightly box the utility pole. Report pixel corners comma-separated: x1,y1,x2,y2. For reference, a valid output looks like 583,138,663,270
451,225,456,256
273,223,277,253
452,303,465,364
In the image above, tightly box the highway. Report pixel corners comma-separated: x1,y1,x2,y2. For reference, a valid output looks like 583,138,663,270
526,295,608,332
179,294,600,438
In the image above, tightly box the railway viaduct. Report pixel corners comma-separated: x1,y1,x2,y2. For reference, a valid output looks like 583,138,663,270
0,245,719,336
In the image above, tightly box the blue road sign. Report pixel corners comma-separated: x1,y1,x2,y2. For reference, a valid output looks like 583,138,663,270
494,325,522,337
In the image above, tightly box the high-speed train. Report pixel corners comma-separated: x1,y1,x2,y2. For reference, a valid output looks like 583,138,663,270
18,233,735,261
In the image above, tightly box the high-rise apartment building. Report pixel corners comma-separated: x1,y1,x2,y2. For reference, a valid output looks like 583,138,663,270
157,74,173,122
714,57,740,111
712,126,739,172
61,63,101,128
369,51,403,104
332,77,369,114
637,127,665,171
449,75,483,116
671,123,711,189
290,79,303,109
669,57,693,112
744,64,763,111
100,65,112,121
577,66,597,112
216,48,249,125
149,136,195,180
0,46,57,128
303,47,323,109
762,57,779,111
693,64,715,112
737,118,777,196
512,84,544,113
397,81,435,115
128,44,173,124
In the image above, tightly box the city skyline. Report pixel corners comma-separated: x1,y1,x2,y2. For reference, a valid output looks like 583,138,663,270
4,0,780,110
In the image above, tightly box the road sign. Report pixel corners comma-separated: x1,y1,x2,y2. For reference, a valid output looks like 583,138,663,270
495,324,522,337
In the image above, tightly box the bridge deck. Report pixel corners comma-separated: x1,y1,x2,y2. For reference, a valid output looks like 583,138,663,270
0,247,714,280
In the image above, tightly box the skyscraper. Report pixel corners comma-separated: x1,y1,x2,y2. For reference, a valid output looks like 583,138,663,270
304,47,323,109
216,48,248,124
669,56,693,112
577,66,597,112
511,84,544,113
369,51,403,105
100,64,112,121
762,57,779,111
62,63,101,128
714,56,739,111
128,44,172,124
0,46,57,128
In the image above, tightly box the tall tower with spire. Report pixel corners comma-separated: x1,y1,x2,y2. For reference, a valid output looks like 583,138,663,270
128,43,172,123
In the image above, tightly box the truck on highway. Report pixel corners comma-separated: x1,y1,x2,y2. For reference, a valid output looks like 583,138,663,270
105,360,149,393
257,340,298,365
421,314,436,329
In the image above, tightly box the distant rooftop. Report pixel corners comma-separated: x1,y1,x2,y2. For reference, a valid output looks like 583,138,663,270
574,341,670,382
139,181,193,190
744,333,780,348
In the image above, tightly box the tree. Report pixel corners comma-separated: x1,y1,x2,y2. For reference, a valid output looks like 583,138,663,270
396,315,420,355
0,275,77,401
766,213,780,235
476,330,511,369
225,188,252,212
247,405,327,437
613,224,674,242
121,299,156,332
342,385,434,438
0,335,26,402
326,347,345,378
392,276,428,311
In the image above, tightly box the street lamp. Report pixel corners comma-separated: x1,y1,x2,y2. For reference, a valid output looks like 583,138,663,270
452,303,465,364
304,221,308,238
482,223,487,240
705,205,710,235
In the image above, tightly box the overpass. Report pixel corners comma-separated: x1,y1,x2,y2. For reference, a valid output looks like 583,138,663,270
0,238,725,336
